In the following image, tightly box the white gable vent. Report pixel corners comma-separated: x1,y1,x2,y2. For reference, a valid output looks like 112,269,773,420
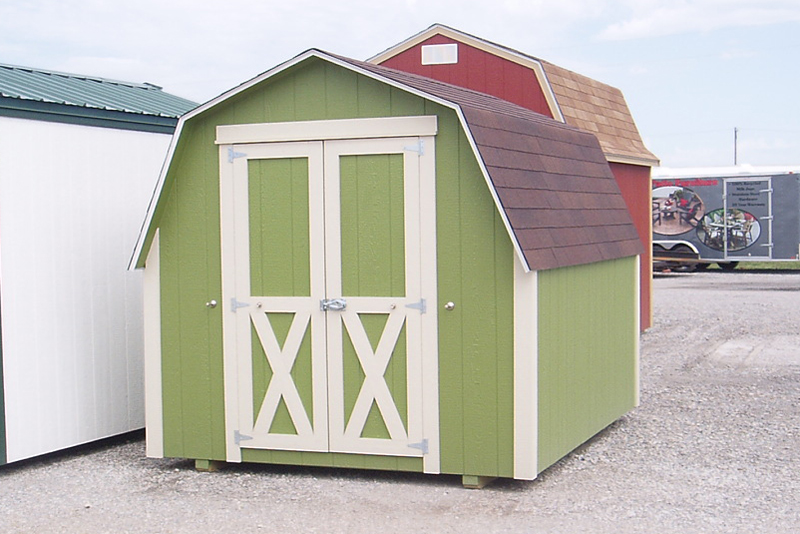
421,43,458,65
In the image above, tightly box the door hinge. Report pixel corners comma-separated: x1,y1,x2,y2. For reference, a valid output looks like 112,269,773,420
320,298,347,312
231,298,250,312
228,147,247,163
408,438,429,454
234,430,253,445
403,139,424,156
405,298,426,314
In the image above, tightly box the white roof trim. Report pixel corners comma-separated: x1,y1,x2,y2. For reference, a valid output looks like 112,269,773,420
368,24,564,124
606,152,661,167
130,49,531,271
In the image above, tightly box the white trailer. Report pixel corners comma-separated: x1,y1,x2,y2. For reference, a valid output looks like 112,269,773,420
652,166,800,270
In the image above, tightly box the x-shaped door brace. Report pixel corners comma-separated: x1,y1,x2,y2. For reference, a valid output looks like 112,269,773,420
250,310,314,438
340,311,408,441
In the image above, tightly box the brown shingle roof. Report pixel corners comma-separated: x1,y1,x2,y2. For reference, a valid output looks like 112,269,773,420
337,55,644,271
541,61,658,166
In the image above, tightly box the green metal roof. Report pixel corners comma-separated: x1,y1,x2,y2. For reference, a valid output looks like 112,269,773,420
0,63,198,133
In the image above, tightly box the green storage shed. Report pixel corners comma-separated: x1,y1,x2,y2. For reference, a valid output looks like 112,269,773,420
131,50,643,486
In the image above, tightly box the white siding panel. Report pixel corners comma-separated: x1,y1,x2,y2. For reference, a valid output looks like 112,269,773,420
0,117,170,463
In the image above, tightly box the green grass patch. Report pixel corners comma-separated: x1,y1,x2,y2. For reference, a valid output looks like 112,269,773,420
707,261,800,270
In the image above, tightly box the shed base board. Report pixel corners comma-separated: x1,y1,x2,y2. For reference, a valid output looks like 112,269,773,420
240,449,425,473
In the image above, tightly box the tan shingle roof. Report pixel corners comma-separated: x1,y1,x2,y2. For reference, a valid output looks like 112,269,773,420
541,61,658,165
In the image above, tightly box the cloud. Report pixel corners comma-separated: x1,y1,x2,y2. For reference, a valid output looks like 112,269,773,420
598,0,800,40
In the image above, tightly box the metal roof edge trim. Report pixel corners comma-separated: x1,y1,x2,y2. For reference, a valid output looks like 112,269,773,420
367,24,565,124
652,165,800,179
0,99,179,134
130,49,531,271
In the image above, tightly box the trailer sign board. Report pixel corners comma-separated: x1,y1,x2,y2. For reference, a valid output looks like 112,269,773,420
652,166,800,268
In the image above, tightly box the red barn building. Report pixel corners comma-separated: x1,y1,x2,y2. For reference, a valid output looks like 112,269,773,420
370,25,658,329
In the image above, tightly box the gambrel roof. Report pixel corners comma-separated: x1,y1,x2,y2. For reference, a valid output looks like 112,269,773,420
369,24,659,167
132,50,642,271
0,63,197,133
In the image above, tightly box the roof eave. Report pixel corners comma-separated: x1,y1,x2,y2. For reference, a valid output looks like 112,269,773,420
605,152,660,167
0,97,179,134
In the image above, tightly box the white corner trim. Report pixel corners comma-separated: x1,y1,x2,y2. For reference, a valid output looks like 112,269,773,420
513,259,538,480
216,116,437,145
143,229,164,458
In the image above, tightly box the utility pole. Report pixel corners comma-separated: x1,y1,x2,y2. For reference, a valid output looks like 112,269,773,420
734,127,738,165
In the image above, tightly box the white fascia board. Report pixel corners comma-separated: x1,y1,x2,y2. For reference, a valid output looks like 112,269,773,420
452,107,531,272
606,153,660,167
129,50,326,270
129,128,181,270
367,24,564,124
653,165,800,179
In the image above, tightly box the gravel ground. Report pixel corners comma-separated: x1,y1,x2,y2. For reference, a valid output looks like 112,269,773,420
1,271,798,533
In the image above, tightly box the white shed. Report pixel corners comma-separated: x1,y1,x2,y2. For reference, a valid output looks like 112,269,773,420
0,64,196,464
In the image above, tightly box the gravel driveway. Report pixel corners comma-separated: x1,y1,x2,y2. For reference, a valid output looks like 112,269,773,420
1,271,798,533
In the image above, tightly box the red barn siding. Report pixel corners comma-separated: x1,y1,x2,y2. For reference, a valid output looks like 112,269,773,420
610,162,652,330
379,35,553,117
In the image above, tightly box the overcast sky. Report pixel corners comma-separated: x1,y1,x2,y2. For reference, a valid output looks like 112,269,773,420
2,0,799,168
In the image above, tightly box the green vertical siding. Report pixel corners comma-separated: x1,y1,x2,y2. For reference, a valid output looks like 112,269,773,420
434,119,515,479
248,157,313,433
249,158,311,298
537,256,638,472
158,119,226,461
151,57,516,476
339,154,406,298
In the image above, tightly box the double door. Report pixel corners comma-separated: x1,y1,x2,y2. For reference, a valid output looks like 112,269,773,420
219,128,438,471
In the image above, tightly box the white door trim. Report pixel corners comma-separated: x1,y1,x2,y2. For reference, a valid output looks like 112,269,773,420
219,118,439,472
216,116,438,145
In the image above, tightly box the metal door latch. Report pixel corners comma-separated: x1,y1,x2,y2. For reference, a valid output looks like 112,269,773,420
320,298,347,311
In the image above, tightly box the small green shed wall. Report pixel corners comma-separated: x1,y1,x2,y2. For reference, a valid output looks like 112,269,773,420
537,256,638,472
150,57,516,476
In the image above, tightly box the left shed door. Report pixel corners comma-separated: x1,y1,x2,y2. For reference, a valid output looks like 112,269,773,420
223,141,329,453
